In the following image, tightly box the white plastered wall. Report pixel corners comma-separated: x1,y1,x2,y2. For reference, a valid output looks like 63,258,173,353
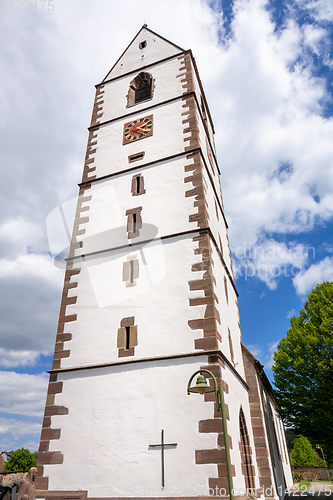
45,356,219,497
62,234,208,368
190,59,217,153
104,28,183,80
222,365,262,494
101,56,186,123
74,156,199,259
210,244,244,376
90,99,187,179
269,397,293,492
272,410,293,489
202,166,233,276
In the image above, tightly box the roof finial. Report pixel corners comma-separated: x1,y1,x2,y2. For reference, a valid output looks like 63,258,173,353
142,23,147,28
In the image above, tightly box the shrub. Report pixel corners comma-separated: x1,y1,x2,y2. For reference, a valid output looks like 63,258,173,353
2,448,37,472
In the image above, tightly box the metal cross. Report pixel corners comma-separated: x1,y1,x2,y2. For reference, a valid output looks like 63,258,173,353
148,429,177,489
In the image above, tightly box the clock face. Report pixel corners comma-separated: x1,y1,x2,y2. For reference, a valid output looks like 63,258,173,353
123,115,153,144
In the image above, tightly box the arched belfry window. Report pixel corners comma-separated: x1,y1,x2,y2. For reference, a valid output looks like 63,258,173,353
127,72,153,107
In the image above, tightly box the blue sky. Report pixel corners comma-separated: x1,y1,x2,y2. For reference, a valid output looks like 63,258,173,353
0,0,333,452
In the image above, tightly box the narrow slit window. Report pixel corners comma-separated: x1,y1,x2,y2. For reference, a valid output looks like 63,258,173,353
228,328,234,364
130,260,134,283
131,174,146,196
125,326,130,350
201,95,207,121
139,40,147,49
224,276,229,305
136,176,140,194
128,152,145,163
132,213,137,234
117,317,138,358
206,137,215,175
219,234,223,256
126,207,142,238
122,255,139,287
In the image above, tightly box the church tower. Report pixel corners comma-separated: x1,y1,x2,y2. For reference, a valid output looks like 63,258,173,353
36,26,292,499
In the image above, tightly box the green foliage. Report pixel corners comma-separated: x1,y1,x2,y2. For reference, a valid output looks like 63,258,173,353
285,428,296,453
2,448,37,472
272,281,333,465
293,472,303,483
314,450,325,467
291,436,317,466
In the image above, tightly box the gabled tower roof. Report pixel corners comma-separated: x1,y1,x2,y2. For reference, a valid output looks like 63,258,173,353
101,25,185,83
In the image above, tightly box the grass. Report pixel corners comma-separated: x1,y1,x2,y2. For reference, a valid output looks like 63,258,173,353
297,481,311,488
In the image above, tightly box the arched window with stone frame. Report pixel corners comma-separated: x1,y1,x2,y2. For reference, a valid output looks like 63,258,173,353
239,407,255,492
127,72,154,107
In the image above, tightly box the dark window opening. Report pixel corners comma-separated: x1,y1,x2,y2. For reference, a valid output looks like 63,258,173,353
131,174,146,196
122,256,139,287
125,326,130,349
224,276,229,305
201,95,207,121
129,260,134,284
136,176,141,194
126,207,142,238
139,40,147,49
219,234,223,256
228,328,234,364
127,72,153,107
132,213,137,234
135,78,152,103
128,152,145,163
117,317,138,358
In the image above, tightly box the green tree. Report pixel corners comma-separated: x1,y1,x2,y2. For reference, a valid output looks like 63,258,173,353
272,281,333,465
2,448,37,472
291,436,317,466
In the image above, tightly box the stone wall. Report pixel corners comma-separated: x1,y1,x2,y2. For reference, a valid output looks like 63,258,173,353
0,471,28,487
292,466,333,481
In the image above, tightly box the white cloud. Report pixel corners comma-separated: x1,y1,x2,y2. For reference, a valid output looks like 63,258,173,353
293,256,333,295
295,0,333,22
244,341,278,371
0,349,42,368
0,417,41,438
0,252,62,284
246,341,278,370
0,0,332,446
0,252,63,360
245,344,263,358
0,371,48,418
303,24,329,58
192,0,333,257
264,342,279,370
286,308,297,319
0,415,41,452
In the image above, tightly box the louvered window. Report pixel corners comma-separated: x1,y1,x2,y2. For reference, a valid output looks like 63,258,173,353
135,77,152,103
127,72,153,107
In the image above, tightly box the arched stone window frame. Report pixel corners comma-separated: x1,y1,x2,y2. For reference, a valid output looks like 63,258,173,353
239,407,255,491
126,72,155,107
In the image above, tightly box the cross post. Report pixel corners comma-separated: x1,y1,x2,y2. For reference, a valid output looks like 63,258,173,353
148,429,177,488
